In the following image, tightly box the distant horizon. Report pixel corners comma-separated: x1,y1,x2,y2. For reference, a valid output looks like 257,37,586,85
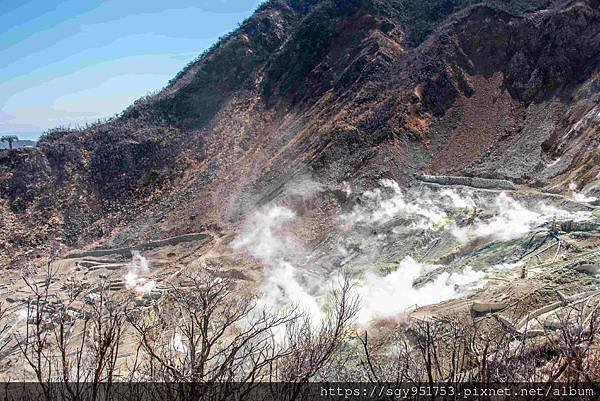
1,131,40,141
0,0,264,140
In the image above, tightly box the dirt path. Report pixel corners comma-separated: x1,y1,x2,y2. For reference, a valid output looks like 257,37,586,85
416,174,597,211
64,232,212,259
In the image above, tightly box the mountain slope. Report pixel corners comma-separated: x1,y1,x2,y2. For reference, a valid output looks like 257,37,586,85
0,0,598,266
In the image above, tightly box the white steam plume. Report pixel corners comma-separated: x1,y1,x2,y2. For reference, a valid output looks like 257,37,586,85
232,206,297,261
356,256,485,323
171,332,188,354
451,193,539,242
347,179,447,229
451,192,590,243
569,182,598,203
232,206,325,321
124,252,155,295
283,176,325,197
234,178,588,325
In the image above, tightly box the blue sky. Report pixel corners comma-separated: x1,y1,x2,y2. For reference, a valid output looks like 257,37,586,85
0,0,264,140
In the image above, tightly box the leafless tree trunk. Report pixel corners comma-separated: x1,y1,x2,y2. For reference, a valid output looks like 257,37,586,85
273,277,360,401
127,271,358,400
14,266,130,401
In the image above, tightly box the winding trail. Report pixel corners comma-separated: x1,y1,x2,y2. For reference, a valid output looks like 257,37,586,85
64,232,211,259
416,174,598,212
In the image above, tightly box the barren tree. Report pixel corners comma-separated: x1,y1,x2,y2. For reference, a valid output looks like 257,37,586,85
358,302,600,387
14,263,56,400
52,283,129,401
127,271,358,401
13,266,130,401
272,277,360,400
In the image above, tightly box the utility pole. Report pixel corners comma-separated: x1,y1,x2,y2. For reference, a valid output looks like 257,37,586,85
1,135,19,150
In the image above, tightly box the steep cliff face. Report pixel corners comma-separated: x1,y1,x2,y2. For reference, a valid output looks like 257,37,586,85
0,0,598,265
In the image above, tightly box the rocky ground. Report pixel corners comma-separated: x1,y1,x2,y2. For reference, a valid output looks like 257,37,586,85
0,174,597,379
0,0,598,382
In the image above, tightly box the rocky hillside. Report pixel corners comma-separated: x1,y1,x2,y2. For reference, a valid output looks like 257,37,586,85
0,0,598,266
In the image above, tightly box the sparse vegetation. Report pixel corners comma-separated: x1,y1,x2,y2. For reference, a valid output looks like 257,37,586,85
0,1,598,399
1,262,598,400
